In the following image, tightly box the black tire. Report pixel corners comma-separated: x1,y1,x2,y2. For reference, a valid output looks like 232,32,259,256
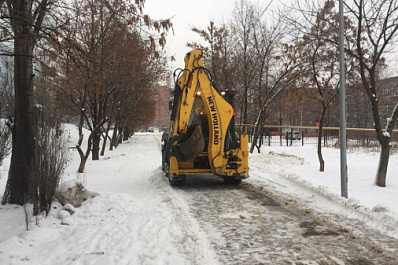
164,163,170,178
161,138,169,172
161,149,165,171
169,174,186,186
162,148,169,176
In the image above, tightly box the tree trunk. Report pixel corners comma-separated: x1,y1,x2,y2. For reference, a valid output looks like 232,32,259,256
76,144,89,174
250,109,266,153
317,132,325,172
1,167,12,205
317,113,325,172
375,138,390,187
77,109,85,147
76,132,93,173
91,120,108,160
2,26,36,205
118,128,123,144
243,87,248,124
77,153,88,174
100,134,107,156
100,124,111,156
91,128,100,160
110,123,118,150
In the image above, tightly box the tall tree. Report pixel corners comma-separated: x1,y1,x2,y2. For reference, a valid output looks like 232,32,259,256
187,21,229,88
1,0,172,203
187,21,240,102
295,1,358,171
1,0,54,205
249,41,302,153
344,0,398,186
233,2,303,153
55,0,167,172
231,0,267,124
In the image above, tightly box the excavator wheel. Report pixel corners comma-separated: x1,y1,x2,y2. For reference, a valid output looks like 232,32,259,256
163,161,169,178
223,177,242,185
162,156,168,174
162,143,169,176
169,174,186,186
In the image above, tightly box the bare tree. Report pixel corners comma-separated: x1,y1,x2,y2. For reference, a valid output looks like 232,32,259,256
238,4,302,153
0,121,11,167
54,0,167,172
293,1,358,171
0,56,14,117
344,0,398,186
231,0,269,124
0,0,172,205
188,21,230,88
1,0,58,205
187,21,242,109
31,105,67,216
0,56,13,166
249,42,302,153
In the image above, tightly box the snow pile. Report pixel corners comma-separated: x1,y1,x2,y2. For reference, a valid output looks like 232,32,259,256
55,179,97,207
57,204,76,226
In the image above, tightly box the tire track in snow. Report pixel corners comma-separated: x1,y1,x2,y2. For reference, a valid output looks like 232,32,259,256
249,151,398,261
171,174,396,265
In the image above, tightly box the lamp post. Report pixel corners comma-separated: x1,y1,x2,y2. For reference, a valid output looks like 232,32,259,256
339,0,348,198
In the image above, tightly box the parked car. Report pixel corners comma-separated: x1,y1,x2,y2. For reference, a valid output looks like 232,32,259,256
286,131,301,140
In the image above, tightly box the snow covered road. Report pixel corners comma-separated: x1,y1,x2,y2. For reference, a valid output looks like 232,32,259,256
172,175,396,264
1,130,398,265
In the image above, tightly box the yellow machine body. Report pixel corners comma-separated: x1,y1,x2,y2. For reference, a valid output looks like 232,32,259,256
163,49,249,184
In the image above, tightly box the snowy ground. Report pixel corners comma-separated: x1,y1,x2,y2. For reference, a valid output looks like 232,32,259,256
250,145,398,234
0,124,397,264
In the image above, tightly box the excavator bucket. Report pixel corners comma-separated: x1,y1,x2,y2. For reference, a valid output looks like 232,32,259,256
174,124,205,161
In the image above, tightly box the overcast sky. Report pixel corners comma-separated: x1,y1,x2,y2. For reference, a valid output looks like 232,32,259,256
144,0,237,71
144,1,398,77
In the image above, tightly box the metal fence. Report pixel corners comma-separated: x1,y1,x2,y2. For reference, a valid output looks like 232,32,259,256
241,125,398,149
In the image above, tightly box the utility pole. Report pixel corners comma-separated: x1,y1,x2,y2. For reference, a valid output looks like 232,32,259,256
339,0,348,198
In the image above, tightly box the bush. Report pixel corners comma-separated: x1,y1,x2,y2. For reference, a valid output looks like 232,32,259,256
0,119,11,166
31,119,68,216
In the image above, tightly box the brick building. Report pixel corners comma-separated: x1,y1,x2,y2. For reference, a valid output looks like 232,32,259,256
345,76,398,129
151,85,172,130
379,76,398,118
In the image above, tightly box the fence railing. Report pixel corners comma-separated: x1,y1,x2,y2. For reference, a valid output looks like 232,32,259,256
239,125,398,149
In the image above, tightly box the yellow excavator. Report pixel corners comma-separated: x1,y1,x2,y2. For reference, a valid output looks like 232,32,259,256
162,49,249,185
